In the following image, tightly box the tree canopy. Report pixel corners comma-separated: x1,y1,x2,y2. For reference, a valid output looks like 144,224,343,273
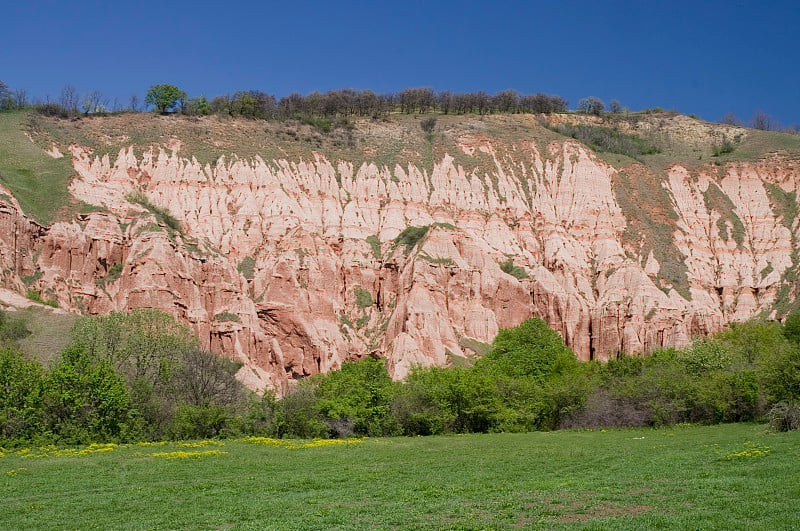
145,84,185,114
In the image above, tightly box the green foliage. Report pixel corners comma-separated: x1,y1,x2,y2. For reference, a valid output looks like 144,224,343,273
312,357,398,436
172,404,228,439
499,258,529,279
145,84,185,114
394,225,429,249
126,191,182,233
365,235,382,259
552,122,660,159
42,343,131,443
237,256,256,280
712,138,736,156
213,312,240,322
26,289,58,307
0,310,31,347
476,318,577,379
354,287,373,308
0,347,45,440
785,311,800,344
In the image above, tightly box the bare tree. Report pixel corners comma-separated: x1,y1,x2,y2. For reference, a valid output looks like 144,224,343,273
578,96,605,115
721,112,743,126
750,110,774,131
129,93,140,112
81,90,107,115
12,89,28,108
59,84,79,113
609,100,622,113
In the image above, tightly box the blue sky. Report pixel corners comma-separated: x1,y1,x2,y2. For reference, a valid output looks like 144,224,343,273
2,0,798,126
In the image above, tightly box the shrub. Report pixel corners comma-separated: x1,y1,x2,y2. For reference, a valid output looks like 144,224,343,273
499,259,529,279
768,401,800,432
126,192,182,233
313,358,399,436
172,404,229,439
0,310,31,346
395,225,430,249
420,116,437,134
354,287,373,308
712,139,735,156
214,312,240,322
785,311,800,344
237,256,256,280
365,235,382,259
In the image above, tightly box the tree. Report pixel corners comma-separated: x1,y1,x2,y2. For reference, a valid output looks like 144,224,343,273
145,84,186,114
751,110,774,131
785,311,800,344
609,99,622,113
475,318,577,379
81,90,106,115
59,84,79,113
721,112,743,126
578,96,605,115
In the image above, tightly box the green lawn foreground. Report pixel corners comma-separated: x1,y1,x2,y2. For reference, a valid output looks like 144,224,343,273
1,424,798,529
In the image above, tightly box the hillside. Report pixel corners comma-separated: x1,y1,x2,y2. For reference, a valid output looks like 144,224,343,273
1,110,799,393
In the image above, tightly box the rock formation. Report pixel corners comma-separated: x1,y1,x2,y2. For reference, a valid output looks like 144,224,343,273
1,114,798,394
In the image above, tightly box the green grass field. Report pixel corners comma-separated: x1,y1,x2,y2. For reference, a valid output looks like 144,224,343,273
1,423,798,529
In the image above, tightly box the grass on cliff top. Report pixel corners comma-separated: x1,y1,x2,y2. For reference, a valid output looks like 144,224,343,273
2,423,798,529
0,112,75,225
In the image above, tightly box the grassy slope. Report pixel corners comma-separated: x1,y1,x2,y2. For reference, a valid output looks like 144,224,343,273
0,112,74,225
15,307,76,368
1,424,798,529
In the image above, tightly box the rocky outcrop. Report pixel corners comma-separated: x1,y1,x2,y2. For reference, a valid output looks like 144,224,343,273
2,126,798,394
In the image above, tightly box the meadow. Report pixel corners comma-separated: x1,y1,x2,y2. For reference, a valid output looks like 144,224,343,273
1,423,798,529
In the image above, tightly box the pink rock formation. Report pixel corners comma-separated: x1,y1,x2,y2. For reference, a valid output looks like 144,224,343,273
2,132,798,395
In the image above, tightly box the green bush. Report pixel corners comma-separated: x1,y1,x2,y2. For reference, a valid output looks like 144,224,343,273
237,256,256,280
476,318,578,380
126,192,182,233
366,235,382,259
395,225,429,249
172,404,229,439
499,259,529,279
42,344,131,443
0,348,45,440
313,357,398,436
354,287,373,308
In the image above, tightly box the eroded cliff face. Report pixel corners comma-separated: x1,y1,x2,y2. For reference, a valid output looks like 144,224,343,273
2,122,799,394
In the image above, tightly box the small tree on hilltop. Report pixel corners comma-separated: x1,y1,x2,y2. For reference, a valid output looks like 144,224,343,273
145,84,186,114
578,96,605,116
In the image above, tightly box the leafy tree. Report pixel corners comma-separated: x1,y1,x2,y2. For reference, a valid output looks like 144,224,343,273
476,318,577,379
784,311,800,344
145,84,186,114
42,344,130,442
0,348,45,440
313,357,398,436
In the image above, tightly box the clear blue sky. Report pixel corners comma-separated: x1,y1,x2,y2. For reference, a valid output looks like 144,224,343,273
2,0,798,126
